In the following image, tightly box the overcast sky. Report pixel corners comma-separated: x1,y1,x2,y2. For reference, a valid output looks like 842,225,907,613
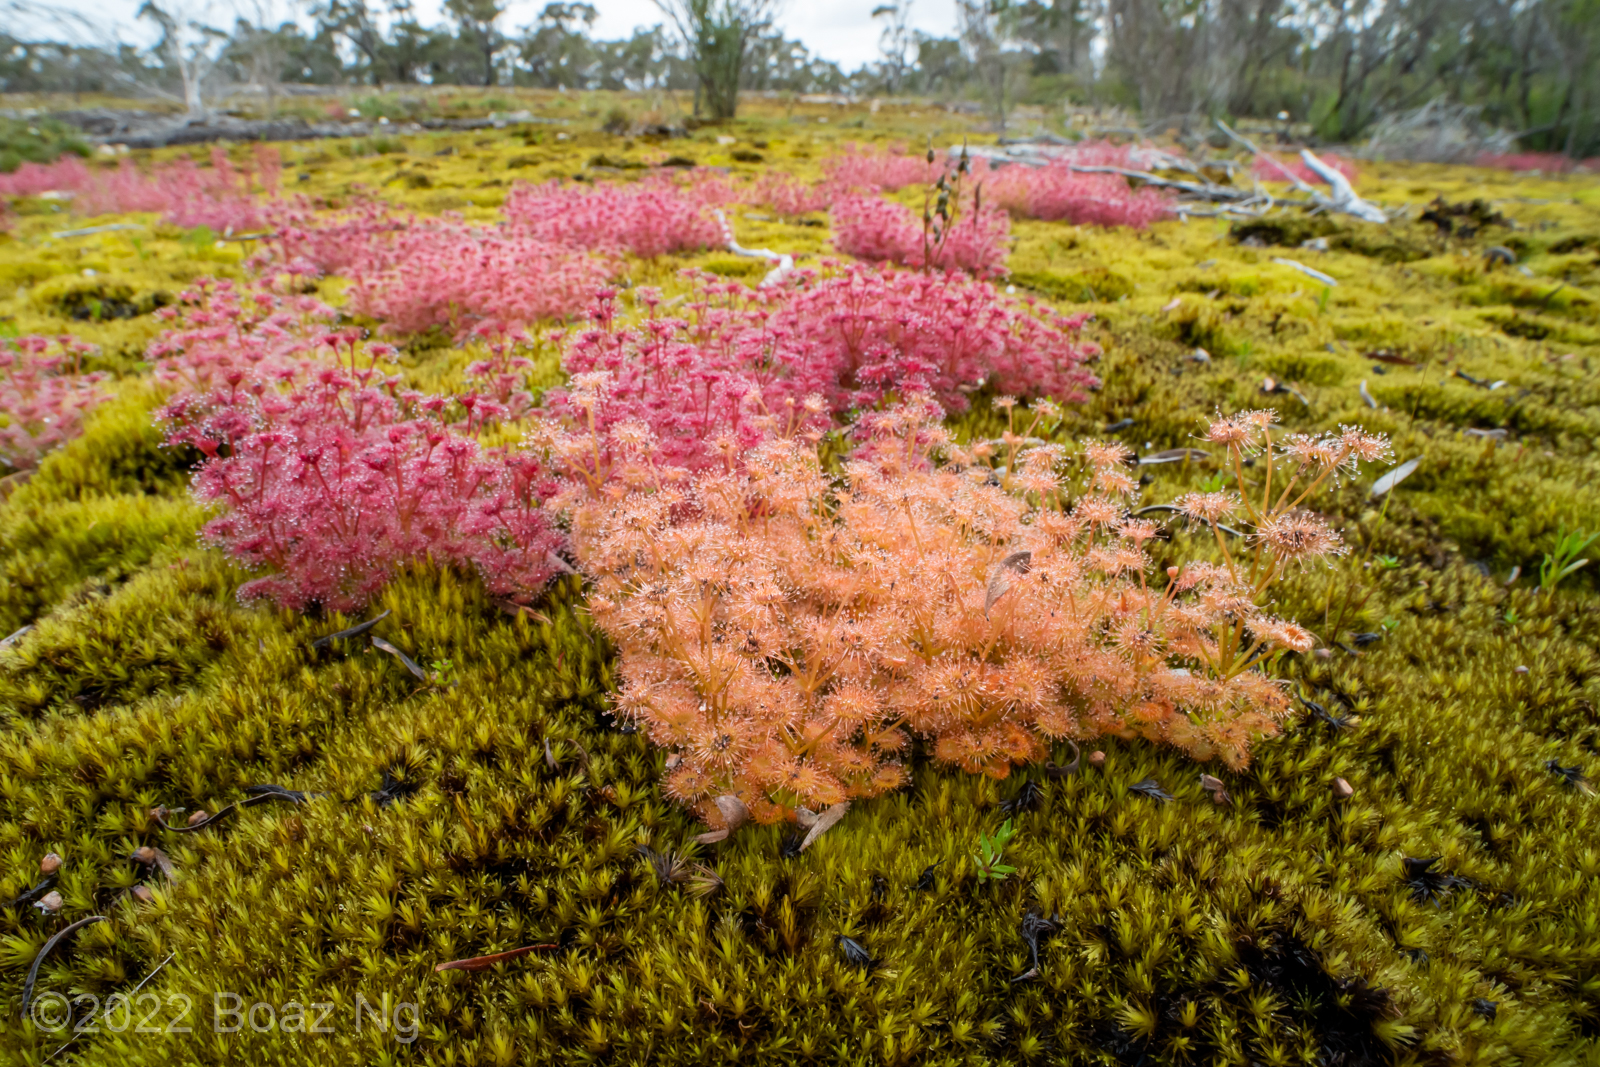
18,0,962,71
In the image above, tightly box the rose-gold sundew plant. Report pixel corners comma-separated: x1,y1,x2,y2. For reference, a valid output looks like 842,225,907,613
559,390,1390,828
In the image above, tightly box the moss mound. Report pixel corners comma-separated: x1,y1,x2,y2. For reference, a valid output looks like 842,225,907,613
2,101,1598,1065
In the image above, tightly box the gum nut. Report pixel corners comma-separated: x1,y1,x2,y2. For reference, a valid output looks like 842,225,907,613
187,810,210,826
39,852,63,876
39,891,64,912
1088,751,1106,768
132,846,157,864
131,885,154,904
1331,777,1354,799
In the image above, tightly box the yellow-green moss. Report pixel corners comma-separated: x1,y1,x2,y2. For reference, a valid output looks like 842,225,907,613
1,99,1598,1066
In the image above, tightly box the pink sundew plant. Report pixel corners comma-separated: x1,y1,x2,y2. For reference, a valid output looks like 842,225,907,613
503,177,725,257
820,142,940,192
1474,151,1600,173
0,334,108,473
263,198,615,337
831,193,1011,274
0,147,279,232
980,153,1174,228
1251,153,1359,186
746,171,835,218
543,264,1099,472
156,280,563,610
343,219,615,337
565,395,1387,825
264,195,399,276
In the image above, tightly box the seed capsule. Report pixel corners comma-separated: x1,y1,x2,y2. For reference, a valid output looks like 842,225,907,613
39,852,62,876
1088,751,1106,768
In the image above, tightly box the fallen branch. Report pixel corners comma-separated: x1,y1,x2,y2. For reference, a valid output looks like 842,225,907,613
713,210,793,287
1214,120,1388,224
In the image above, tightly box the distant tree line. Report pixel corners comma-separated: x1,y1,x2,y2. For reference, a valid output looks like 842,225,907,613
2,0,1595,155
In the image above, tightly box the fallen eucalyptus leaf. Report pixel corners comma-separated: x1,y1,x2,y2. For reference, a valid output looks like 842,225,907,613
434,943,558,973
836,935,875,969
800,801,850,851
1139,448,1209,465
1129,778,1173,803
1271,257,1338,286
1370,458,1419,498
985,551,1033,615
714,795,751,831
694,794,751,843
20,916,106,1018
311,610,390,649
371,635,427,680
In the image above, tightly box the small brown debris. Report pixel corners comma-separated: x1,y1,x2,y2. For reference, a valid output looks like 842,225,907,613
38,891,64,913
1513,665,1529,675
1088,751,1106,768
694,794,752,844
1331,777,1354,800
39,853,62,877
131,846,176,879
1199,773,1231,805
130,885,154,904
187,810,210,827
